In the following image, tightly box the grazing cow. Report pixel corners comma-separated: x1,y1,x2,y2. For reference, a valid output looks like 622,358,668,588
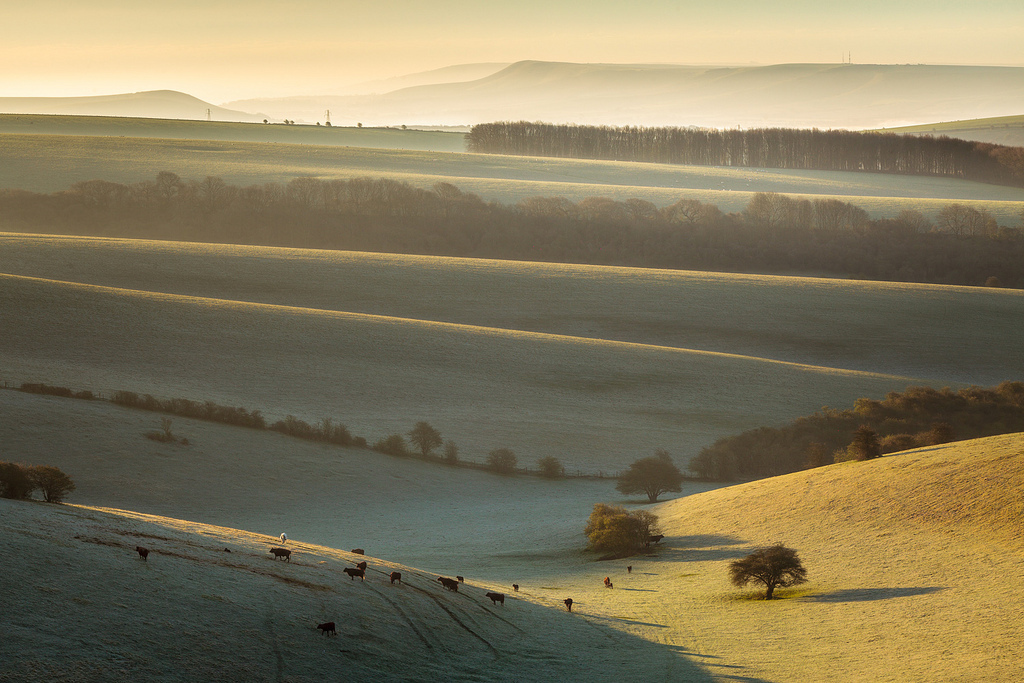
351,549,364,555
485,592,505,606
356,561,367,572
344,567,365,581
512,584,519,592
280,533,288,543
224,548,231,553
270,547,292,561
437,577,459,592
564,598,573,612
390,572,402,585
317,621,336,636
604,576,613,588
456,576,464,583
647,534,664,546
627,566,632,573
135,546,149,561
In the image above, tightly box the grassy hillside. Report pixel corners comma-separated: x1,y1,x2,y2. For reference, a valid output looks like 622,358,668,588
877,113,1024,147
4,418,1021,681
0,114,466,151
2,234,1022,385
0,270,937,475
0,499,696,683
1,132,1022,222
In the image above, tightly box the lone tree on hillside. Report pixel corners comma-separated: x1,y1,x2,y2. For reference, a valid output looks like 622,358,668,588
584,503,661,559
28,466,76,503
729,544,808,600
616,450,685,502
487,448,518,474
408,421,443,458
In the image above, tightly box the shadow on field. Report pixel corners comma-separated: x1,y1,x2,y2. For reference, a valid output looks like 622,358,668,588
665,646,775,682
651,534,751,563
803,586,947,603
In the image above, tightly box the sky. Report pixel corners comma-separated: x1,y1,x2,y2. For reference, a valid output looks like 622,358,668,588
2,0,1022,103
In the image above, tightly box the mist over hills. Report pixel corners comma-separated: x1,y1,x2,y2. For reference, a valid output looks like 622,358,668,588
0,90,262,123
224,61,1024,129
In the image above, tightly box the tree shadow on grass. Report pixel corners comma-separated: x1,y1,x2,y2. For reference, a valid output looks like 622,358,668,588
665,646,775,682
649,534,752,563
802,587,947,603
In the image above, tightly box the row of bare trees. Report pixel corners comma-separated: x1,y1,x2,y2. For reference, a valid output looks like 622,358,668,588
3,174,1023,288
466,122,1024,187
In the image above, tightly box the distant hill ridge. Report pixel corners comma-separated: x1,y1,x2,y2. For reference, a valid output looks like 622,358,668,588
224,61,1024,129
0,90,262,123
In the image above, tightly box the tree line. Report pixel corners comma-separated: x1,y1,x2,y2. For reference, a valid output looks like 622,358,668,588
2,173,1024,288
466,122,1024,187
689,382,1024,481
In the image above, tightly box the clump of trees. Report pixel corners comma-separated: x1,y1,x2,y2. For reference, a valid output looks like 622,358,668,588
467,121,1024,187
145,417,189,445
0,462,75,503
3,173,1023,289
537,456,565,478
584,503,661,559
690,382,1024,481
616,450,686,502
729,544,808,600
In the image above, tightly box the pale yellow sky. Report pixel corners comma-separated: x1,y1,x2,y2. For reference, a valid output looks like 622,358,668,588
2,0,1022,102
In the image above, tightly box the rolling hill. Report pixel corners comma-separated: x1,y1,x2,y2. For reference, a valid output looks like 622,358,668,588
3,423,1021,682
224,61,1024,129
0,90,261,123
875,113,1024,147
2,233,1023,475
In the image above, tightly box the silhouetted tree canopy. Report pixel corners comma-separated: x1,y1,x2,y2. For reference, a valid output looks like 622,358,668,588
616,450,685,502
730,544,808,600
408,421,443,458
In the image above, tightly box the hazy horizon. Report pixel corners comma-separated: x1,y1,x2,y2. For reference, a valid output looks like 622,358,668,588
3,0,1023,103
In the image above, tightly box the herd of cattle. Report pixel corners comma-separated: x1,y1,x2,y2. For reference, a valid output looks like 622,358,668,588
131,532,668,637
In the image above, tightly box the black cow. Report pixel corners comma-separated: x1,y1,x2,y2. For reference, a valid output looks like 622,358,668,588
390,572,402,584
351,548,364,555
135,546,149,561
512,584,519,592
437,577,459,592
485,592,505,606
356,561,367,572
564,598,573,612
344,567,365,581
269,547,292,561
317,621,336,636
627,565,632,573
647,534,664,546
456,576,464,582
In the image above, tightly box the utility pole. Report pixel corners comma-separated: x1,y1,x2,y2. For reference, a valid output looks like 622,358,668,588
206,108,211,121
324,109,331,127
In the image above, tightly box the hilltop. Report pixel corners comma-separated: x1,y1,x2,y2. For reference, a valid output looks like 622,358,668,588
875,113,1024,147
224,61,1024,129
0,90,260,123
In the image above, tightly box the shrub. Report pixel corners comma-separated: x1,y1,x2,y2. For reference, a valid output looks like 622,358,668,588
408,421,443,457
584,503,661,559
0,462,36,499
373,434,409,457
28,465,76,503
536,456,565,478
880,433,919,454
487,448,517,474
849,425,882,461
443,440,459,464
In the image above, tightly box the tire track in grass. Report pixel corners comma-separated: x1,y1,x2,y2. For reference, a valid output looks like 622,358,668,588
400,574,500,658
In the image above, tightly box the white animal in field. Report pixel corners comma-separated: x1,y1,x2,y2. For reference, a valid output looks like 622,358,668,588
280,533,287,543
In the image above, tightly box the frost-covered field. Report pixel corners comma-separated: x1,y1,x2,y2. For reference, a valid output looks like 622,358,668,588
2,132,1023,221
3,429,1021,682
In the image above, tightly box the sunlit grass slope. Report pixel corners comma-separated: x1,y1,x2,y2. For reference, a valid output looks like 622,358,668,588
0,272,928,474
2,233,1022,385
874,113,1024,147
558,434,1024,683
1,132,1022,221
0,499,706,683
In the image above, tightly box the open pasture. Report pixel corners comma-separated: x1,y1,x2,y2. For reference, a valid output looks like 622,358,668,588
0,271,931,474
2,233,1022,385
1,132,1022,221
0,113,467,151
3,422,1021,682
